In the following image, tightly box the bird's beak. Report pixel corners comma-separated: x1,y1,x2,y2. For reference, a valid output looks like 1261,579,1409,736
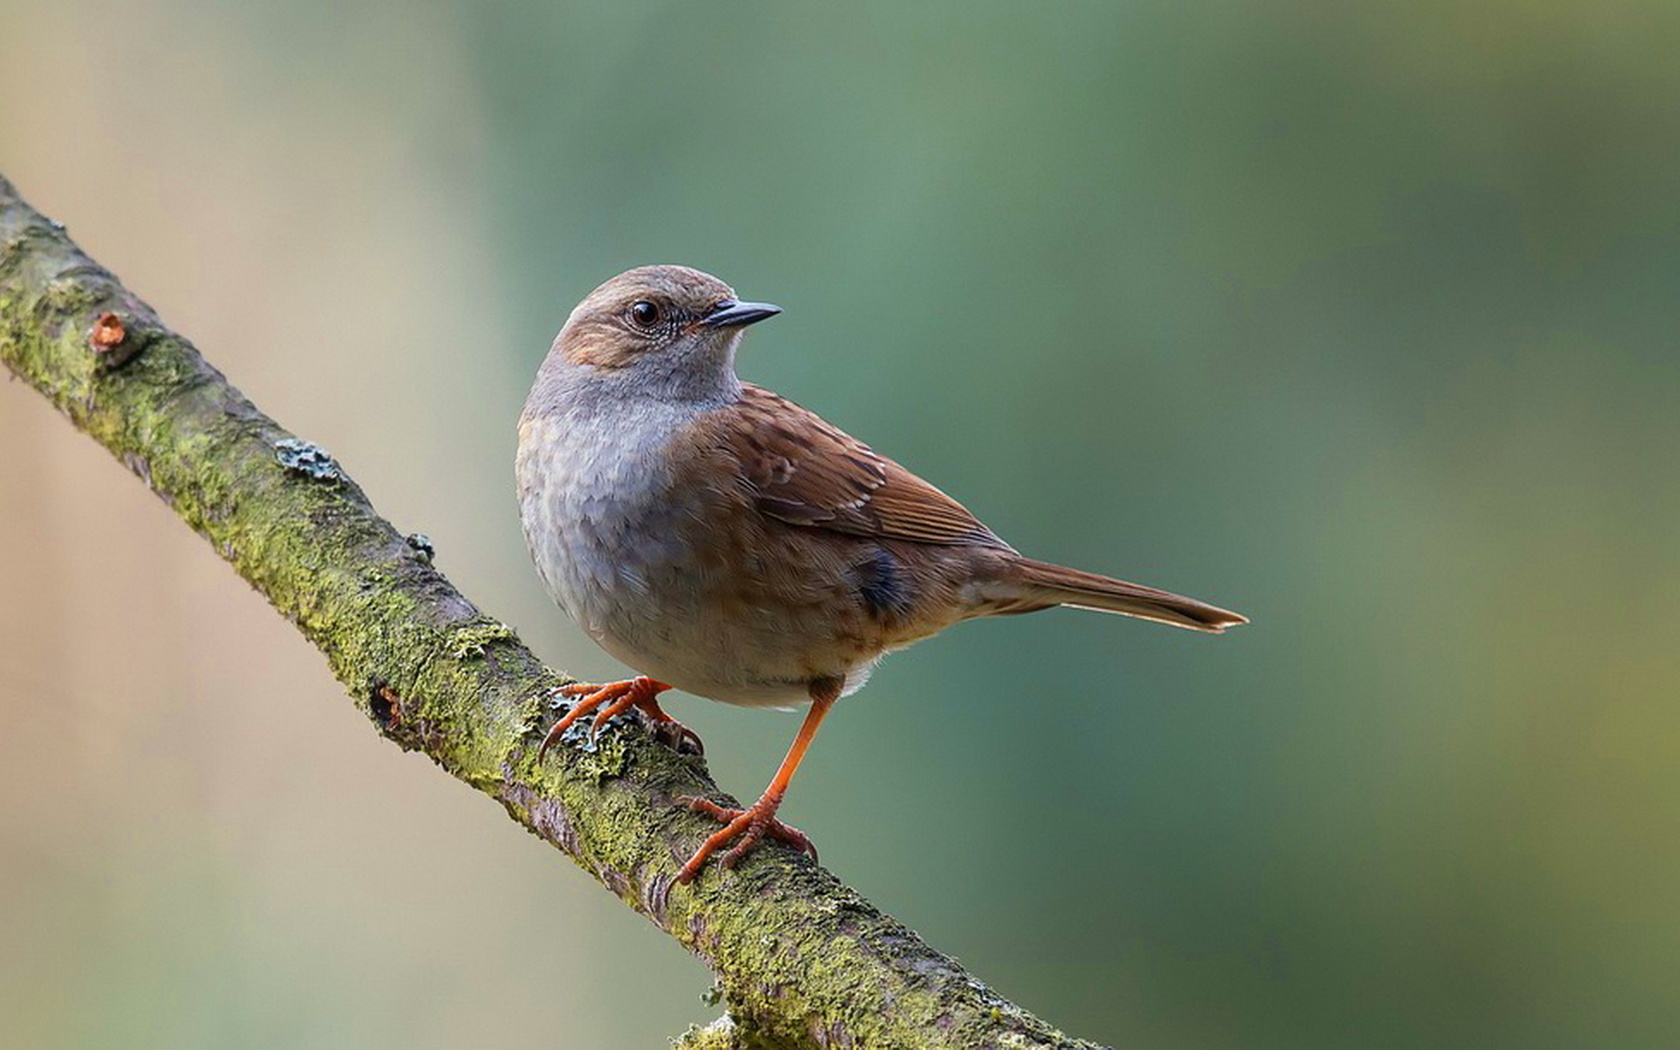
701,298,782,329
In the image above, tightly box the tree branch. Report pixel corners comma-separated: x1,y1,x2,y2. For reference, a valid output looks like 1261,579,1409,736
0,173,1104,1050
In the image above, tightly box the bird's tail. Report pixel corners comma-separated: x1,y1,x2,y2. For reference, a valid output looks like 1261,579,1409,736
1001,558,1248,633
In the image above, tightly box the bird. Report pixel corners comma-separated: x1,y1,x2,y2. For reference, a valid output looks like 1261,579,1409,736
517,265,1246,884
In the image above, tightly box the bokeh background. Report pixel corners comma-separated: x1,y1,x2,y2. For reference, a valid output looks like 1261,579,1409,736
3,2,1678,1047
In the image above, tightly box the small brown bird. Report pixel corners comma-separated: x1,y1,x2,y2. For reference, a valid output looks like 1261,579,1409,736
518,265,1245,884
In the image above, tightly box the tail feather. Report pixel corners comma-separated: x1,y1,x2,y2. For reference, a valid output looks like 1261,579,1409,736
1005,558,1247,633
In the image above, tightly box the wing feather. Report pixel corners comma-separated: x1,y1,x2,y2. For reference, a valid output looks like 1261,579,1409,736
715,385,1008,548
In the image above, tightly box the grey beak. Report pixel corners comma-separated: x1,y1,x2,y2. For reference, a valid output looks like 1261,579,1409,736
702,298,782,329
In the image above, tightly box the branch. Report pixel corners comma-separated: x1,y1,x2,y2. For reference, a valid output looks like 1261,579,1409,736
0,173,1105,1050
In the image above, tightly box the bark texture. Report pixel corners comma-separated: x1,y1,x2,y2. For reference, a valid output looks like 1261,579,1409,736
0,173,1105,1050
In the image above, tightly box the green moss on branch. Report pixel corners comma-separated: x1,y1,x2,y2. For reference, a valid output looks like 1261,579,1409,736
0,173,1105,1050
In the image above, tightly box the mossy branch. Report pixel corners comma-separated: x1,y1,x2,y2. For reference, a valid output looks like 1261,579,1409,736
0,173,1105,1050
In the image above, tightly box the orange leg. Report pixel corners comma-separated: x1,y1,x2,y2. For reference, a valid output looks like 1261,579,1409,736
676,677,839,884
539,676,701,756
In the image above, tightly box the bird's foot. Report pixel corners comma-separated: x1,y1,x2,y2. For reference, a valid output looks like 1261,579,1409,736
675,791,816,884
540,676,701,756
635,694,705,756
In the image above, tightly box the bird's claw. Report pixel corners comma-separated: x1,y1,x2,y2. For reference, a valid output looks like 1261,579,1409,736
648,718,706,756
675,794,816,884
539,677,699,757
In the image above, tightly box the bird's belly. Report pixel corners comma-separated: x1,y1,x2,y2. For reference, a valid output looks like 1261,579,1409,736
524,473,886,708
583,559,894,708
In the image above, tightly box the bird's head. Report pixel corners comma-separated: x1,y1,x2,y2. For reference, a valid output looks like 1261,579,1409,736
548,265,780,401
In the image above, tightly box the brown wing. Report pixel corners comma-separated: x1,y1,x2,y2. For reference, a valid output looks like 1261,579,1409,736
715,384,1010,548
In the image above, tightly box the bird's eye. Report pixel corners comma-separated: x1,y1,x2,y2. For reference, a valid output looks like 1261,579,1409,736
630,301,660,327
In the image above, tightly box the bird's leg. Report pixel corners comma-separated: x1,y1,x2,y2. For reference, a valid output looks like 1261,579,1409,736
540,676,698,755
676,678,839,884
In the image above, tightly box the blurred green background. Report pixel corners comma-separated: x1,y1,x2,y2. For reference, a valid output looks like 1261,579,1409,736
3,1,1678,1047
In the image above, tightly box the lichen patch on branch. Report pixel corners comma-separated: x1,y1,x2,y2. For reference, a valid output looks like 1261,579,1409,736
274,437,344,481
